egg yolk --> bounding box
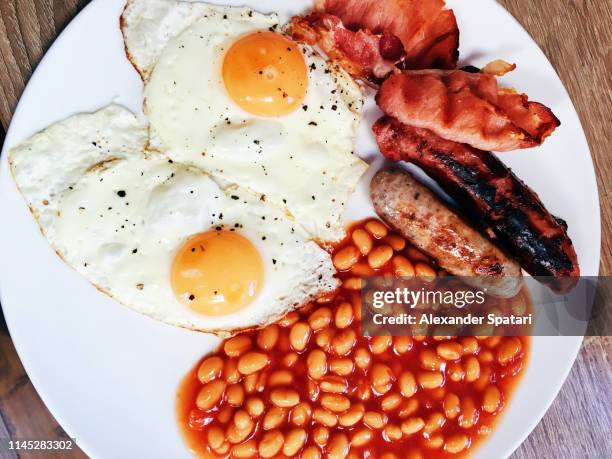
[171,231,264,316]
[222,31,308,117]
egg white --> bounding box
[9,105,338,334]
[122,0,368,242]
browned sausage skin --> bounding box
[373,116,580,293]
[371,168,522,298]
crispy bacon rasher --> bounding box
[291,13,401,83]
[376,70,560,152]
[290,0,458,83]
[373,116,579,292]
[316,0,458,70]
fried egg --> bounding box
[9,105,337,334]
[121,0,368,242]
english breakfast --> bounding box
[7,0,580,456]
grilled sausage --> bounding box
[372,116,580,293]
[371,168,522,298]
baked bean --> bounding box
[224,335,252,358]
[458,397,479,429]
[419,349,444,370]
[339,403,365,427]
[224,359,241,384]
[365,220,388,239]
[373,382,393,395]
[233,410,252,430]
[385,233,406,251]
[381,453,399,459]
[363,411,388,429]
[354,347,371,369]
[227,421,252,444]
[392,255,415,278]
[262,406,287,430]
[256,325,279,351]
[447,362,465,382]
[352,229,373,255]
[460,337,479,355]
[443,393,461,419]
[381,393,403,412]
[398,398,419,419]
[255,372,267,393]
[351,428,373,447]
[479,349,494,364]
[329,358,353,376]
[246,397,264,417]
[482,385,502,413]
[290,402,312,427]
[308,307,332,330]
[401,416,425,435]
[370,336,392,354]
[383,424,403,442]
[320,394,350,412]
[415,262,436,281]
[231,440,257,458]
[289,322,311,351]
[444,433,470,454]
[243,373,258,394]
[301,445,321,459]
[417,371,444,389]
[226,384,245,406]
[464,356,481,382]
[399,371,417,398]
[423,433,444,449]
[486,336,502,348]
[283,352,298,368]
[424,412,446,434]
[278,311,299,328]
[332,329,356,356]
[307,350,328,380]
[350,262,375,277]
[343,277,363,290]
[212,442,230,455]
[198,356,224,384]
[474,367,493,391]
[207,426,225,449]
[393,336,413,355]
[371,363,394,387]
[497,337,522,365]
[335,302,353,329]
[313,426,330,446]
[314,328,334,352]
[196,380,226,411]
[327,434,349,459]
[307,380,320,402]
[320,375,348,393]
[356,380,372,401]
[405,247,429,263]
[217,406,234,424]
[270,388,300,408]
[437,342,462,361]
[333,245,360,271]
[238,352,269,375]
[368,245,394,269]
[268,370,293,387]
[258,430,284,458]
[283,428,307,456]
[313,407,337,427]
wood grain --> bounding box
[0,1,610,458]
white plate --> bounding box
[0,0,600,458]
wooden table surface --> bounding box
[0,1,610,458]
